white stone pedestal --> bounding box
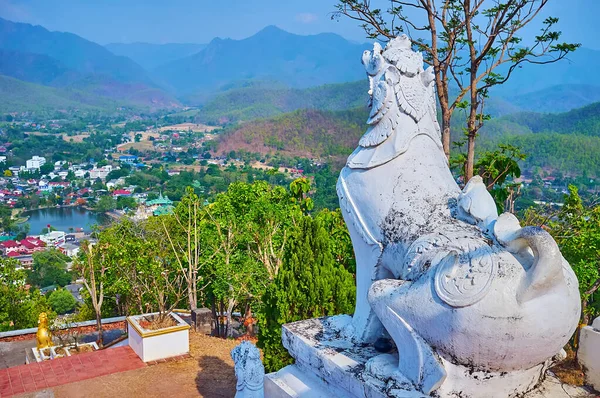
[264,316,596,398]
[579,317,600,391]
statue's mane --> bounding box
[348,35,442,169]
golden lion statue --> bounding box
[36,312,53,350]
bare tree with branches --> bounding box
[77,241,106,347]
[333,0,578,180]
[162,188,212,311]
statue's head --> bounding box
[362,42,384,77]
[38,312,48,326]
[383,35,423,77]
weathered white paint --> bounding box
[265,317,591,397]
[579,317,600,391]
[231,341,264,398]
[127,312,189,362]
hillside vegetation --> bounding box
[216,108,367,161]
[195,81,368,124]
[0,75,122,113]
[217,102,600,177]
[498,102,600,136]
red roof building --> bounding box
[1,237,46,256]
[112,189,132,197]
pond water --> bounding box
[23,207,110,235]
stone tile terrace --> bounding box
[0,332,238,398]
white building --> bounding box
[74,170,86,178]
[26,156,46,170]
[39,231,66,248]
[89,165,113,180]
[8,166,22,177]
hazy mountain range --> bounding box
[1,16,600,115]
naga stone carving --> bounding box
[335,35,581,397]
[231,341,264,398]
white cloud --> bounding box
[295,13,318,24]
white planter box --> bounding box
[579,317,600,391]
[127,312,190,362]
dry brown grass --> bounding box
[116,141,155,152]
[63,134,90,143]
[157,123,218,133]
[550,347,586,386]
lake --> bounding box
[24,207,110,235]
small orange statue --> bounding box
[36,312,53,350]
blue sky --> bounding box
[0,0,598,49]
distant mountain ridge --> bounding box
[105,42,206,70]
[0,17,178,109]
[154,25,369,95]
[2,16,600,115]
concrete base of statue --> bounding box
[264,316,594,398]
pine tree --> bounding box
[258,215,356,372]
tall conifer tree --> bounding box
[258,216,355,372]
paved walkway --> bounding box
[0,346,145,397]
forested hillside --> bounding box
[498,102,600,136]
[216,108,367,161]
[0,75,124,113]
[217,102,600,177]
[195,81,367,124]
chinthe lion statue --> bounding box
[336,35,580,397]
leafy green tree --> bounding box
[451,143,526,212]
[525,185,600,356]
[75,241,109,346]
[29,249,72,288]
[258,216,356,372]
[554,186,600,323]
[289,177,314,214]
[315,208,356,274]
[116,196,137,210]
[39,163,54,175]
[0,258,53,331]
[0,205,16,234]
[91,218,186,321]
[95,195,116,212]
[48,288,77,314]
[203,181,291,336]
